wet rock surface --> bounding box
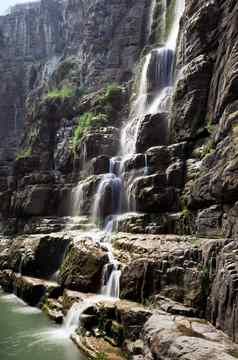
[1,0,238,358]
[0,233,71,278]
[59,239,109,293]
[143,313,238,360]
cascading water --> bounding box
[121,53,151,156]
[64,296,100,334]
[166,0,185,50]
[91,158,123,298]
[121,0,185,154]
[70,182,85,216]
[65,0,185,335]
[147,0,156,41]
[92,173,122,225]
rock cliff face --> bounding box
[0,0,149,141]
[1,0,238,359]
[0,0,64,142]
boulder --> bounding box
[12,185,52,216]
[196,205,223,237]
[143,313,238,360]
[1,233,71,278]
[89,155,109,175]
[60,240,108,293]
[145,146,170,173]
[0,269,14,292]
[118,234,205,309]
[79,127,120,162]
[129,174,178,213]
[13,274,61,306]
[171,55,213,142]
[136,113,169,153]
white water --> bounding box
[91,173,122,224]
[120,0,185,157]
[64,296,98,334]
[166,0,185,50]
[144,153,149,176]
[65,0,185,337]
[63,294,115,334]
[121,53,151,156]
[70,182,85,216]
[147,0,156,41]
[0,288,86,360]
[100,228,121,298]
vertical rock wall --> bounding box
[0,0,150,144]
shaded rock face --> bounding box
[208,241,238,343]
[59,240,109,293]
[0,0,64,141]
[136,113,169,153]
[0,270,61,306]
[120,243,204,308]
[1,0,238,355]
[0,0,149,142]
[0,233,71,278]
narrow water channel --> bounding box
[0,288,85,360]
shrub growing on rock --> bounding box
[71,112,109,152]
[46,85,75,99]
[15,147,32,160]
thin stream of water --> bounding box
[56,0,185,338]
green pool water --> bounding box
[0,289,86,360]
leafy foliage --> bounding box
[95,353,108,360]
[71,112,108,152]
[201,139,215,157]
[46,85,75,99]
[16,147,32,160]
[98,83,124,105]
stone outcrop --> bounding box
[0,0,149,143]
[1,0,238,358]
[59,239,109,293]
[143,312,238,360]
[0,233,71,278]
[0,270,61,306]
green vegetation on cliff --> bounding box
[46,85,75,99]
[15,147,32,160]
[70,83,124,153]
[71,112,109,153]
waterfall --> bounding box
[121,54,151,156]
[100,241,121,298]
[99,220,121,298]
[120,48,174,157]
[166,0,185,50]
[64,0,185,337]
[70,182,85,216]
[147,0,156,41]
[64,295,105,334]
[92,173,122,225]
[144,153,149,176]
[120,0,185,155]
[91,158,123,298]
